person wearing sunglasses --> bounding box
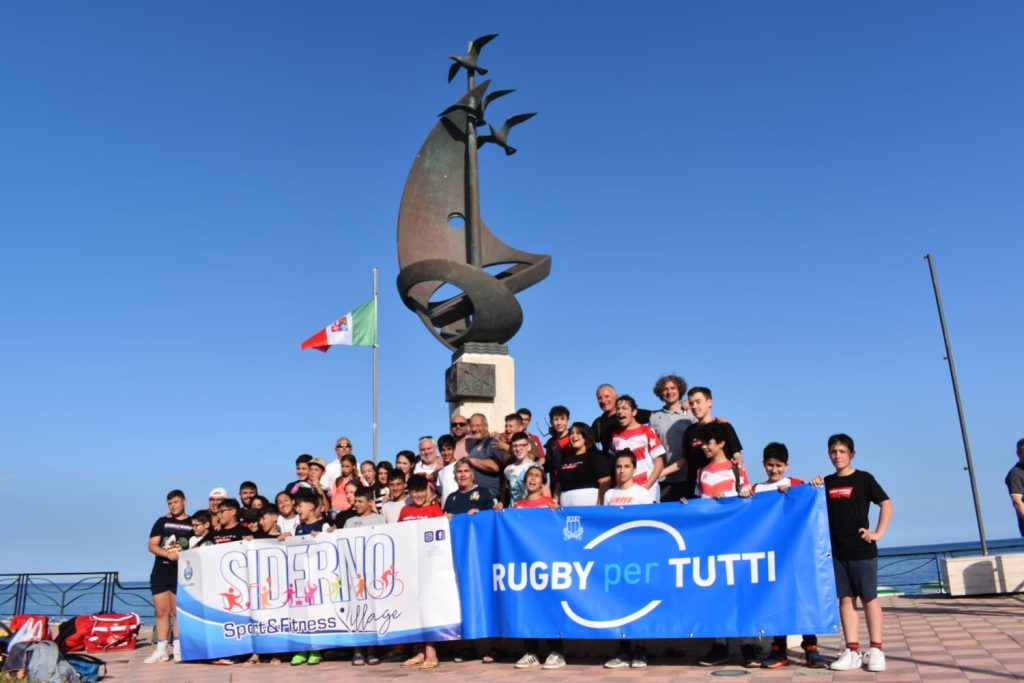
[449,414,469,460]
[322,437,355,488]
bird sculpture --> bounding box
[447,33,499,82]
[477,113,537,155]
[438,84,516,127]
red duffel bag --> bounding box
[83,612,141,652]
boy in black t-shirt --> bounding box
[285,454,314,496]
[677,387,744,498]
[253,505,280,539]
[821,434,893,673]
[208,499,247,544]
[145,489,192,664]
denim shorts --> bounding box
[833,557,878,600]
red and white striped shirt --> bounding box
[611,425,666,486]
[697,460,751,498]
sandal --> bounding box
[244,654,260,667]
[482,651,498,664]
[352,653,366,666]
[402,656,426,668]
[420,660,441,671]
[211,658,235,666]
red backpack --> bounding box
[55,614,94,652]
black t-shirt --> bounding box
[557,448,611,492]
[208,524,247,545]
[252,530,280,540]
[328,508,357,528]
[824,469,890,560]
[592,409,652,453]
[149,515,192,583]
[682,420,743,498]
[1005,463,1024,536]
[443,486,496,515]
[544,434,571,476]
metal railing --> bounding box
[877,539,1024,595]
[0,572,154,621]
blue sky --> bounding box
[2,2,1021,578]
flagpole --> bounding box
[372,267,379,464]
[924,253,987,556]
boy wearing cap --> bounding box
[306,458,330,512]
[208,487,228,530]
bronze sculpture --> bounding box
[396,34,551,351]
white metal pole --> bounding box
[372,267,379,464]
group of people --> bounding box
[147,374,893,672]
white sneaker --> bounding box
[144,648,171,664]
[172,640,182,662]
[829,648,862,671]
[863,647,886,672]
[541,652,566,669]
[604,656,629,669]
[514,653,539,669]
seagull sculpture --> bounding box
[439,85,516,127]
[447,33,499,82]
[477,113,537,155]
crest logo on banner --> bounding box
[331,316,349,333]
[183,561,193,581]
[562,515,583,541]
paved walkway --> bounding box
[107,594,1024,682]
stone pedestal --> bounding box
[445,342,515,430]
[940,553,1024,596]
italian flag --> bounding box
[300,299,376,352]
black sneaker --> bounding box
[803,644,827,668]
[741,644,760,668]
[699,644,730,666]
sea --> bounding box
[877,537,1024,594]
[3,538,1021,622]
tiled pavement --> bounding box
[106,594,1024,682]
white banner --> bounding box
[176,519,461,660]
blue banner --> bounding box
[451,486,839,639]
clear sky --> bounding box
[2,2,1022,579]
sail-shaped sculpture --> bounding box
[397,35,550,351]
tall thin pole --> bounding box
[372,267,379,464]
[924,253,988,556]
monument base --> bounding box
[940,553,1024,596]
[445,342,515,430]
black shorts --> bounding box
[150,564,178,595]
[832,557,878,601]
